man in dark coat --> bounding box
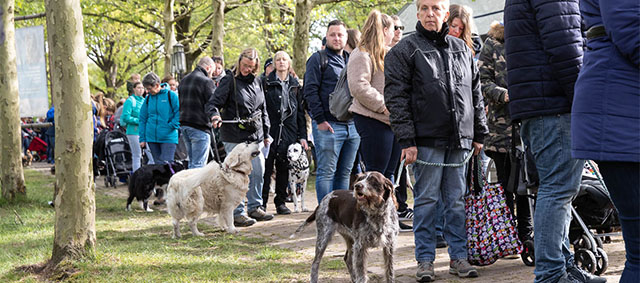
[505,0,605,283]
[384,0,487,281]
[178,56,216,169]
[572,1,639,282]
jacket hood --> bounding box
[488,21,504,43]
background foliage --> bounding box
[15,0,411,101]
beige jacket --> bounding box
[347,47,390,125]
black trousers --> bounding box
[485,150,532,239]
[262,148,290,208]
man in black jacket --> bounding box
[505,1,605,283]
[178,56,216,169]
[384,0,487,281]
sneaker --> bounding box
[234,214,257,227]
[276,204,291,215]
[449,259,478,278]
[567,266,607,283]
[398,208,414,220]
[399,221,413,232]
[248,207,274,221]
[436,235,448,248]
[416,261,435,282]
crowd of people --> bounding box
[24,0,637,282]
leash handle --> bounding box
[393,159,406,187]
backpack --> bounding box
[328,67,352,121]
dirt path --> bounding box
[33,161,624,283]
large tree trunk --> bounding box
[163,0,176,77]
[292,0,313,78]
[210,0,225,58]
[0,0,26,201]
[45,0,96,267]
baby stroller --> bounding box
[517,150,613,275]
[28,135,48,162]
[99,130,133,187]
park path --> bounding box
[32,162,625,283]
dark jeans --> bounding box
[485,150,532,240]
[353,114,401,182]
[262,149,289,208]
[596,161,639,283]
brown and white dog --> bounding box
[291,172,399,283]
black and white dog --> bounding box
[287,143,309,213]
[126,160,187,212]
[291,172,399,283]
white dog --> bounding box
[166,142,260,237]
[287,143,309,213]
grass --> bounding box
[0,169,331,282]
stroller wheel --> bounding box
[594,247,608,275]
[522,240,535,266]
[575,248,597,274]
[574,234,593,250]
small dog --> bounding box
[287,143,309,212]
[292,172,399,283]
[22,151,33,167]
[166,142,260,237]
[126,160,187,212]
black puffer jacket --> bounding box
[178,66,216,131]
[263,71,307,156]
[206,72,270,143]
[384,22,488,150]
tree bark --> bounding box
[0,0,26,201]
[163,0,176,77]
[292,0,313,78]
[45,0,96,266]
[210,0,225,58]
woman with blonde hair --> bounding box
[347,10,401,196]
[447,4,476,55]
[261,50,307,215]
[207,47,273,226]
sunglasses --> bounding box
[394,25,405,31]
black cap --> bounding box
[264,58,273,71]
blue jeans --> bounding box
[181,126,210,169]
[223,142,264,217]
[312,120,360,203]
[597,161,639,283]
[127,135,141,172]
[521,114,584,283]
[412,147,469,262]
[353,114,401,180]
[147,142,176,165]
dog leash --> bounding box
[414,150,474,167]
[209,128,223,164]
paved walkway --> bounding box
[33,161,626,282]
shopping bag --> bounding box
[465,157,523,266]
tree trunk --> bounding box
[210,0,225,58]
[292,0,313,78]
[0,0,26,201]
[45,0,96,266]
[163,0,176,77]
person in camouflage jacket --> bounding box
[478,21,531,241]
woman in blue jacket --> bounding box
[572,1,639,282]
[139,72,180,165]
[120,81,146,171]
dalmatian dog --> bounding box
[287,143,309,213]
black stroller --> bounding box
[94,130,133,187]
[515,146,615,275]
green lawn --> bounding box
[0,170,323,282]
